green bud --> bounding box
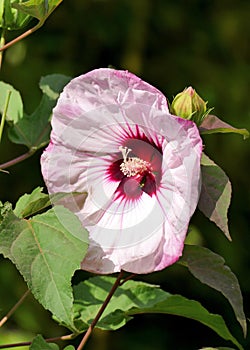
[170,86,212,126]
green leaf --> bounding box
[30,334,59,350]
[63,347,75,350]
[14,186,49,218]
[12,0,63,23]
[179,245,247,336]
[0,205,88,331]
[198,153,232,240]
[39,74,68,99]
[14,187,88,218]
[0,81,23,123]
[8,74,71,149]
[0,201,13,225]
[199,115,249,139]
[72,276,243,350]
[0,0,31,30]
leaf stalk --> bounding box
[0,21,43,53]
[0,90,12,143]
[0,290,30,328]
[0,148,36,170]
[0,334,75,349]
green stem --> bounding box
[76,271,125,350]
[0,29,6,69]
[0,90,12,143]
[0,149,36,170]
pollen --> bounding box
[119,146,152,177]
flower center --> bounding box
[119,146,152,177]
[107,137,162,200]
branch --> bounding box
[0,334,75,349]
[0,149,36,170]
[0,22,43,52]
[0,290,30,328]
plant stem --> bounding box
[0,334,75,349]
[120,273,136,286]
[0,90,11,144]
[76,271,125,350]
[0,290,30,328]
[0,22,43,53]
[0,149,36,170]
[0,29,6,69]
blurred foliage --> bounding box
[0,0,249,349]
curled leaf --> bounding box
[12,0,63,23]
[198,153,232,240]
[179,245,247,337]
[199,115,249,139]
[14,186,87,219]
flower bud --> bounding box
[170,87,211,126]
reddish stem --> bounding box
[0,334,74,349]
[0,22,43,52]
[0,290,30,328]
[0,149,36,170]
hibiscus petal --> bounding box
[41,68,203,274]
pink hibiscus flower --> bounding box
[41,68,202,274]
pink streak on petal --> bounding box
[41,68,203,274]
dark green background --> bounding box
[0,0,249,349]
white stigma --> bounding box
[119,146,152,177]
[119,146,132,162]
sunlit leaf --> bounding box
[30,335,59,350]
[0,81,23,123]
[12,0,63,23]
[0,201,11,224]
[8,74,71,149]
[14,187,87,218]
[14,186,49,218]
[199,115,249,139]
[72,276,243,350]
[0,205,88,331]
[179,245,247,336]
[198,153,232,240]
[0,0,31,30]
[39,73,69,99]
